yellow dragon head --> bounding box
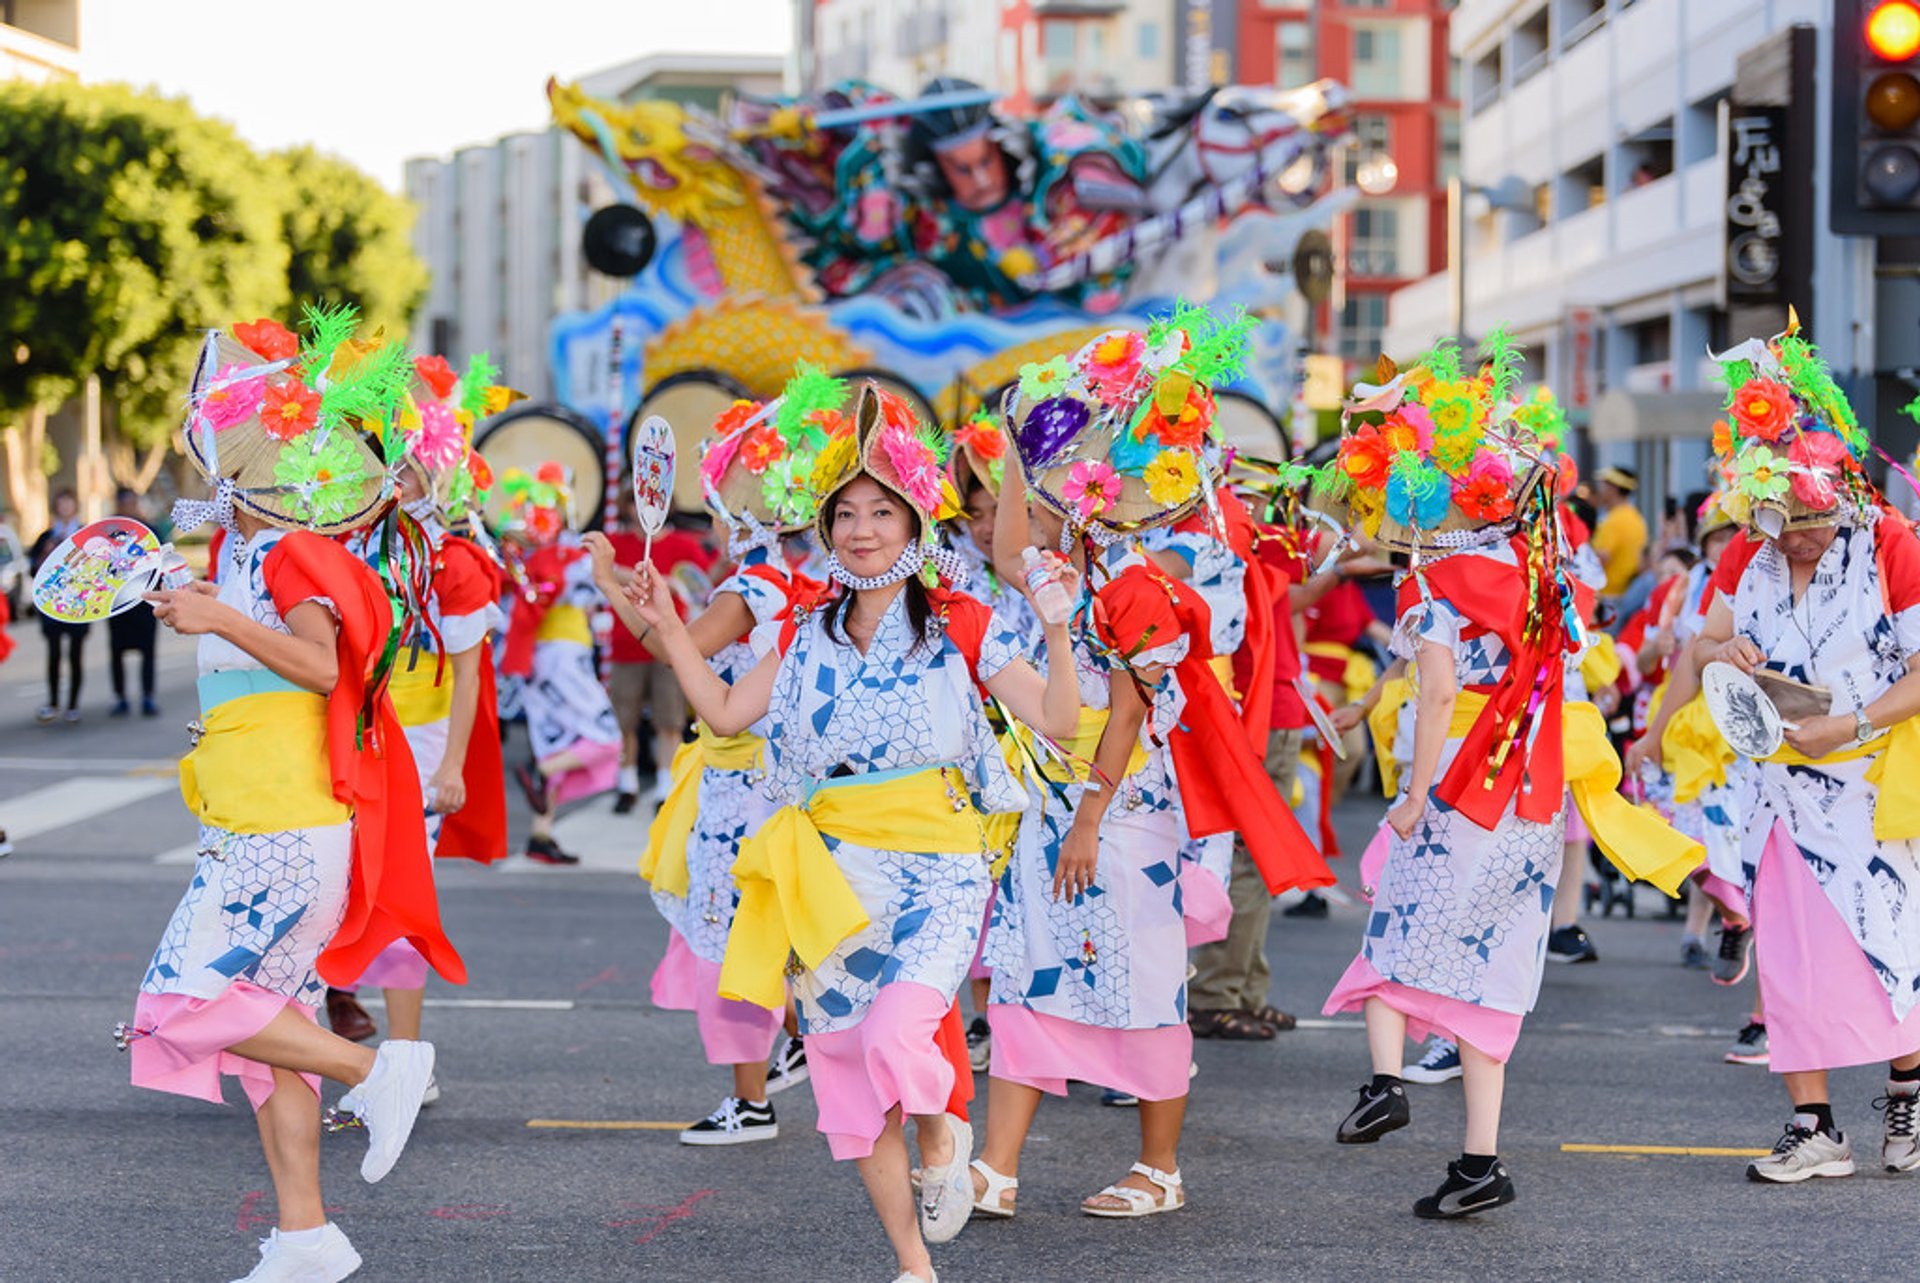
[547,78,745,228]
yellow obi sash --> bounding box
[1367,675,1413,798]
[180,689,350,834]
[718,766,986,1009]
[639,725,766,895]
[990,706,1151,877]
[536,603,591,646]
[1579,633,1623,691]
[1761,716,1920,842]
[1656,689,1736,805]
[388,655,453,728]
[1305,641,1379,707]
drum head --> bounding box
[629,370,755,513]
[1701,661,1784,759]
[1212,389,1287,460]
[473,404,608,533]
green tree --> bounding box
[270,145,427,337]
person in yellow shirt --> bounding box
[1592,467,1648,597]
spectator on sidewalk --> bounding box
[1591,467,1648,600]
[107,487,160,718]
[28,487,88,724]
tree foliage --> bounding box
[0,82,427,454]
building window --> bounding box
[1512,7,1550,84]
[1627,314,1672,365]
[1470,47,1502,114]
[1042,19,1075,64]
[1350,25,1405,98]
[1337,293,1390,362]
[1622,118,1674,188]
[1557,0,1606,51]
[1558,153,1606,215]
[1138,21,1159,60]
[1276,20,1312,88]
[1343,114,1392,182]
[1348,205,1400,277]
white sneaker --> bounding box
[917,1114,974,1244]
[347,1040,436,1183]
[1876,1081,1920,1172]
[1403,1037,1464,1084]
[1745,1118,1855,1183]
[229,1223,361,1281]
[765,1032,809,1095]
[420,1075,441,1108]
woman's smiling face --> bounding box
[829,475,914,577]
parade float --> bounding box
[502,74,1357,514]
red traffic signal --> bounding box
[1866,1,1920,61]
[1836,0,1920,233]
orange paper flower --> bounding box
[260,379,320,440]
[233,318,298,363]
[1453,473,1515,523]
[414,354,459,400]
[1337,424,1392,491]
[1730,377,1796,443]
[957,415,1008,460]
[740,423,786,473]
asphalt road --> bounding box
[2,614,1914,1281]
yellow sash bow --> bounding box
[1656,690,1736,805]
[639,726,766,895]
[179,691,350,834]
[1304,641,1379,707]
[1579,632,1623,692]
[1761,716,1920,841]
[1367,675,1413,798]
[991,706,1152,878]
[388,657,453,728]
[535,603,591,645]
[719,767,988,1009]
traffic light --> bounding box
[1833,0,1920,234]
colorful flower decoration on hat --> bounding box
[273,422,369,526]
[1708,313,1872,532]
[702,363,852,546]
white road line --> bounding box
[357,997,577,1011]
[0,756,173,773]
[154,843,199,866]
[5,776,179,842]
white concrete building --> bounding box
[1,0,78,82]
[1385,0,1869,503]
[403,54,785,401]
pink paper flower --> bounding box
[880,424,943,513]
[411,401,467,470]
[701,430,744,489]
[1465,450,1514,490]
[1082,331,1147,404]
[1787,430,1850,509]
[197,364,266,432]
[1062,459,1122,519]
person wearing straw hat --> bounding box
[1592,464,1647,599]
[973,314,1333,1221]
[588,364,843,1147]
[126,309,460,1282]
[494,463,622,863]
[1681,324,1920,1183]
[1317,336,1700,1218]
[622,379,1083,1283]
[325,353,516,1073]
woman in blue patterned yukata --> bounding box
[973,319,1330,1222]
[590,367,842,1147]
[1318,338,1697,1219]
[625,381,1082,1283]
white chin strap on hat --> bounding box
[171,478,238,535]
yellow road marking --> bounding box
[1561,1143,1769,1157]
[129,762,180,778]
[527,1119,695,1131]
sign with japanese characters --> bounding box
[1724,105,1787,304]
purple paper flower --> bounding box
[1016,396,1089,469]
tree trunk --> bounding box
[2,404,51,536]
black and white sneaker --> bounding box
[679,1096,777,1146]
[765,1033,808,1095]
[1336,1080,1410,1144]
[966,1016,991,1073]
[1546,924,1598,964]
[1413,1158,1516,1218]
[1711,921,1754,986]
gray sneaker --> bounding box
[1874,1083,1920,1173]
[1746,1120,1855,1183]
[1711,922,1753,986]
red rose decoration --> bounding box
[414,354,460,400]
[233,318,298,363]
[260,379,321,440]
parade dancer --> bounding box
[1316,338,1699,1218]
[496,464,621,863]
[976,319,1332,1220]
[625,381,1081,1283]
[327,353,513,1066]
[125,312,460,1281]
[1684,326,1920,1182]
[590,369,840,1144]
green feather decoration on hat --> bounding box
[775,362,849,449]
[461,352,500,418]
[1420,337,1462,386]
[1478,324,1523,411]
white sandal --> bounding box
[970,1158,1018,1218]
[1081,1162,1185,1218]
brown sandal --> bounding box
[1246,1004,1297,1032]
[1188,1009,1275,1040]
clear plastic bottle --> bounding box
[1022,547,1073,625]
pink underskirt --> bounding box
[805,982,956,1161]
[544,738,621,807]
[1563,795,1590,849]
[130,982,322,1111]
[1751,820,1920,1074]
[967,886,997,981]
[348,938,429,991]
[1323,954,1524,1063]
[986,1004,1192,1101]
[1691,865,1749,925]
[1182,863,1233,946]
[649,930,784,1066]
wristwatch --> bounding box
[1855,708,1876,743]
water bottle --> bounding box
[1022,547,1073,625]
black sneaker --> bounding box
[1336,1080,1410,1144]
[1546,924,1599,964]
[1711,921,1753,986]
[611,791,638,815]
[678,1096,777,1146]
[1283,891,1330,919]
[966,1016,991,1073]
[1413,1158,1517,1218]
[765,1032,808,1095]
[109,699,131,718]
[525,835,579,865]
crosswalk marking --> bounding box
[6,776,179,843]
